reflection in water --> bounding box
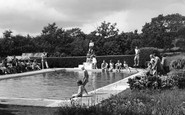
[0,71,132,99]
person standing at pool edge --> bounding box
[81,66,88,94]
[71,80,86,98]
[134,46,140,67]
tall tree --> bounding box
[1,30,14,56]
[90,21,119,55]
[94,21,119,38]
[141,13,185,48]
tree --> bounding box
[0,30,14,56]
[40,22,72,55]
[141,13,185,49]
[89,21,120,55]
[67,28,88,56]
[3,30,12,38]
[93,21,119,38]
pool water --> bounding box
[0,70,133,100]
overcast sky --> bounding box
[0,0,185,37]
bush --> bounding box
[127,74,176,90]
[169,70,185,89]
[128,68,185,90]
[170,58,185,70]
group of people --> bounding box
[146,53,167,76]
[71,43,169,99]
[101,60,131,72]
[0,56,41,75]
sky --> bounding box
[0,0,185,37]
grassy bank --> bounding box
[57,88,185,115]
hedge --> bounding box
[41,47,162,68]
[45,56,86,68]
[44,55,135,68]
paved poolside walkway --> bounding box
[0,68,146,108]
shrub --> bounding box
[127,74,175,90]
[170,70,185,89]
[170,58,185,70]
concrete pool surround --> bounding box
[0,68,145,107]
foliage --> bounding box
[172,38,185,50]
[170,58,185,70]
[169,70,185,89]
[127,75,174,90]
[128,69,185,90]
[141,13,185,49]
[93,21,119,38]
[56,88,185,115]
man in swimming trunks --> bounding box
[134,46,140,67]
[101,60,108,72]
[81,66,89,94]
[115,60,122,72]
[71,80,86,98]
[109,60,114,72]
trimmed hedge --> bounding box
[43,47,162,68]
[45,55,135,68]
[45,56,86,68]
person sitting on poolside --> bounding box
[146,62,154,76]
[71,80,87,98]
[109,60,114,72]
[92,56,97,69]
[123,61,131,72]
[115,60,122,72]
[101,60,108,72]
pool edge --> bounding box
[0,68,146,107]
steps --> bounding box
[78,62,93,70]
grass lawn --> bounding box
[57,88,185,115]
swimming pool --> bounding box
[0,70,133,100]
